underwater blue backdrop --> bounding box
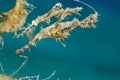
[0,0,120,80]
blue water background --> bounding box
[0,0,120,80]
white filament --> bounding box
[11,55,28,77]
[74,0,98,14]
